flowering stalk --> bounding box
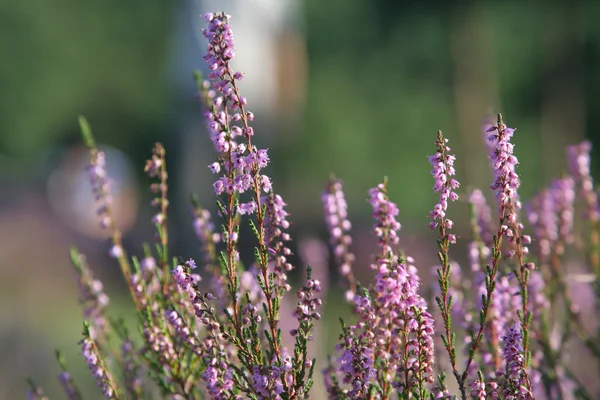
[55,351,83,400]
[500,326,533,399]
[290,267,322,397]
[79,116,130,277]
[144,143,170,295]
[567,141,600,308]
[25,379,49,400]
[81,322,119,399]
[202,12,283,362]
[322,177,357,300]
[463,114,530,386]
[190,194,221,276]
[428,130,461,388]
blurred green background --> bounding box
[2,0,600,398]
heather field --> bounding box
[3,2,600,399]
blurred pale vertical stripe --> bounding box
[540,2,586,180]
[451,3,500,192]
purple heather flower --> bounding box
[470,378,487,400]
[87,150,114,230]
[291,277,323,336]
[334,182,435,393]
[26,385,49,400]
[322,178,357,299]
[140,256,156,272]
[72,251,109,341]
[368,182,401,256]
[428,131,460,234]
[567,141,599,222]
[252,365,285,399]
[58,371,79,400]
[552,176,576,245]
[201,340,235,399]
[120,339,143,397]
[202,13,272,218]
[501,326,533,399]
[81,332,117,398]
[263,193,293,293]
[109,244,123,259]
[486,117,521,225]
[526,189,558,263]
[469,189,494,247]
[337,338,377,399]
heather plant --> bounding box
[27,12,600,400]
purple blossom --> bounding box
[263,193,293,293]
[368,182,401,256]
[552,176,576,245]
[469,189,494,247]
[567,141,599,221]
[252,365,285,399]
[291,277,323,336]
[486,117,521,225]
[72,251,109,341]
[202,13,271,217]
[526,189,558,263]
[501,326,533,399]
[336,338,377,399]
[428,132,460,236]
[81,330,117,398]
[87,150,114,230]
[322,178,357,299]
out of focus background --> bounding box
[2,0,600,398]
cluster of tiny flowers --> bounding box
[322,178,357,299]
[33,9,600,400]
[73,253,109,340]
[336,334,377,399]
[86,150,112,229]
[501,327,533,399]
[263,193,293,292]
[486,119,521,225]
[120,339,143,397]
[568,141,600,221]
[144,143,168,228]
[551,176,576,245]
[171,260,237,398]
[368,182,401,255]
[26,386,49,400]
[526,189,558,262]
[192,208,220,260]
[469,189,494,247]
[203,13,270,216]
[477,274,522,371]
[201,341,235,399]
[428,131,460,240]
[291,277,323,337]
[81,334,116,398]
[165,310,200,353]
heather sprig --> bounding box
[70,247,110,343]
[429,130,461,386]
[80,116,131,277]
[81,322,119,399]
[323,177,358,300]
[56,351,83,400]
[144,143,170,293]
[462,116,531,390]
[25,379,49,400]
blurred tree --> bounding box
[0,1,171,176]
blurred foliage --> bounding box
[0,0,170,176]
